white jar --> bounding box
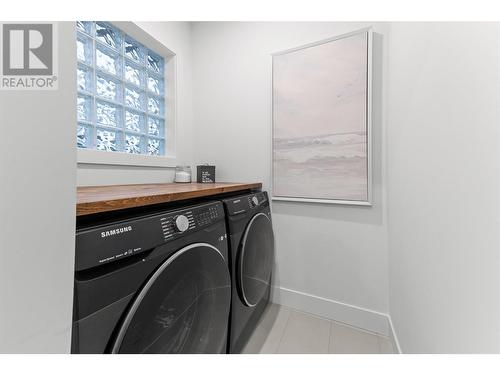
[174,166,192,183]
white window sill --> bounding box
[77,148,177,168]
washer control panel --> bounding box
[196,205,219,226]
[75,201,225,271]
[160,211,195,240]
[224,191,269,216]
[159,203,223,241]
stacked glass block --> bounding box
[77,21,166,156]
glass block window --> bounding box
[76,21,166,156]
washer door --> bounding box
[237,213,275,307]
[111,243,231,354]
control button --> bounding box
[251,196,259,206]
[174,215,190,232]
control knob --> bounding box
[251,196,259,207]
[174,215,190,232]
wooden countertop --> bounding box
[76,182,262,216]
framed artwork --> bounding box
[272,28,372,205]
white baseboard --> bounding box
[271,286,392,338]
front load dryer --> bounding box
[72,201,231,354]
[222,191,275,354]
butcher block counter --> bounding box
[76,182,262,216]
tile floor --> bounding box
[241,304,395,354]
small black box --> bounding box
[197,165,216,183]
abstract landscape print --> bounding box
[272,30,370,203]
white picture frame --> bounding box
[271,28,373,206]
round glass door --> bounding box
[237,213,275,307]
[111,243,231,354]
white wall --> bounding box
[192,22,391,332]
[0,22,77,353]
[387,22,500,353]
[77,22,194,186]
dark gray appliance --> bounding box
[222,191,275,354]
[72,201,231,354]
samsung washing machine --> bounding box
[222,191,275,354]
[72,201,231,354]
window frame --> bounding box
[77,21,177,168]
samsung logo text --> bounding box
[101,226,133,238]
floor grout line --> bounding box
[330,319,390,339]
[284,305,335,323]
[274,307,293,354]
[327,320,334,353]
[281,304,389,338]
